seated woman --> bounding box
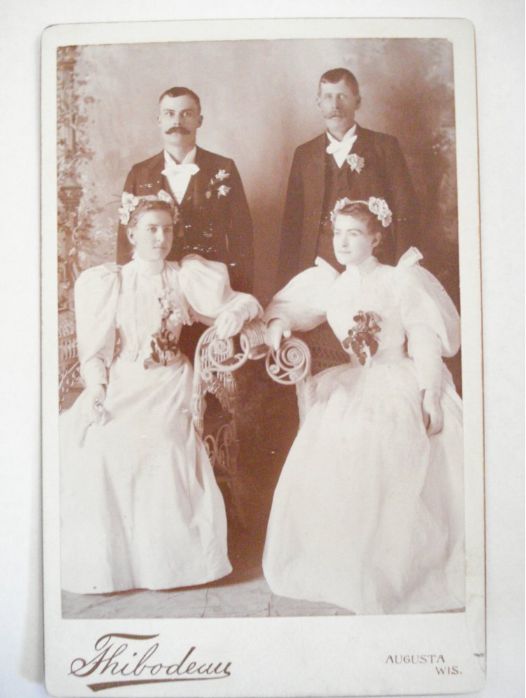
[60,192,261,594]
[262,197,465,615]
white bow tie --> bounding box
[326,134,358,160]
[162,163,200,177]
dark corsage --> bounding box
[342,311,382,366]
[143,291,185,368]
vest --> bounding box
[316,153,354,270]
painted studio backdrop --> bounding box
[57,37,458,308]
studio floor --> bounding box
[62,574,352,619]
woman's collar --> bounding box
[345,255,379,277]
[132,255,165,276]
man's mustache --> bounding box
[165,126,191,135]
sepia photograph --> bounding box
[42,17,486,697]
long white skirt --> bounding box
[60,355,232,594]
[263,358,465,615]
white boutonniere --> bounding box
[346,153,365,174]
[205,169,232,199]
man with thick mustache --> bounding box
[277,67,418,286]
[117,86,254,292]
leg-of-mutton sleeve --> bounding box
[74,264,121,388]
[396,247,461,393]
[263,257,339,332]
[178,254,261,325]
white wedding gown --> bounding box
[60,255,260,594]
[263,249,465,615]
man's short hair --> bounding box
[319,68,360,96]
[159,86,201,112]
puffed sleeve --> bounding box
[74,264,120,388]
[178,254,261,324]
[397,248,461,392]
[264,257,339,332]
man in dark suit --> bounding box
[277,68,418,287]
[117,86,254,292]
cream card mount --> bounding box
[42,17,485,697]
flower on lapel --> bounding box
[205,169,232,200]
[346,153,365,174]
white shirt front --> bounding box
[162,148,200,204]
[326,125,358,168]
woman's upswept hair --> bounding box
[128,199,176,230]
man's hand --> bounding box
[422,389,444,436]
[214,311,243,340]
[265,319,291,352]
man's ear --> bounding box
[356,94,362,110]
[197,113,204,128]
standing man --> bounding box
[277,68,418,286]
[117,86,254,292]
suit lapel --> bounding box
[188,147,216,209]
[145,152,168,192]
[304,134,327,221]
[299,134,328,268]
[352,124,375,164]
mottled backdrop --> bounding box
[59,37,458,304]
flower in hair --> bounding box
[330,196,393,228]
[367,197,392,228]
[118,192,140,225]
[330,197,353,223]
[346,153,365,173]
[118,189,177,225]
[156,189,176,206]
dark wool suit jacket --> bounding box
[277,125,419,288]
[117,147,254,292]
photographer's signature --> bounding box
[70,633,232,692]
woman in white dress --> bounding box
[263,197,464,615]
[60,193,261,594]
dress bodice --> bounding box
[115,261,190,362]
[73,255,261,387]
[325,262,407,361]
[264,248,460,392]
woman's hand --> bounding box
[167,308,189,327]
[265,319,291,352]
[422,389,443,436]
[214,311,243,340]
[83,384,107,424]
